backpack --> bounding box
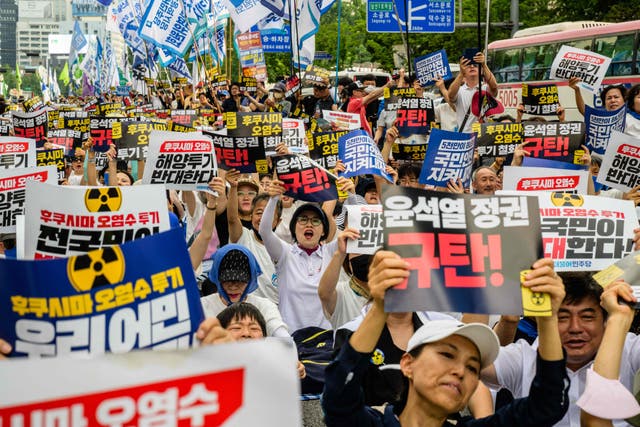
[292,327,335,395]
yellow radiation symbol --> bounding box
[84,187,122,212]
[520,269,552,316]
[67,246,125,292]
[371,348,385,366]
[550,192,584,207]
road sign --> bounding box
[315,51,334,61]
[366,0,455,33]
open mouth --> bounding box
[564,339,587,349]
[303,230,314,239]
[227,293,241,300]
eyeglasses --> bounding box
[238,190,257,198]
[297,216,322,226]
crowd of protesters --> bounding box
[1,50,640,427]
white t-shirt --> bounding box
[624,112,640,138]
[454,82,489,133]
[237,227,279,305]
[200,293,289,338]
[492,334,640,427]
[326,272,368,330]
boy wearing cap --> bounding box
[200,244,290,338]
[322,251,569,426]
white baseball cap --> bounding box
[407,320,500,369]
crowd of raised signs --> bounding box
[1,49,640,427]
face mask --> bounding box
[350,255,371,283]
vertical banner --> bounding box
[597,130,640,192]
[36,149,66,181]
[382,186,541,314]
[236,31,267,81]
[143,131,218,191]
[0,137,36,169]
[418,128,475,187]
[584,105,626,155]
[502,166,589,194]
[274,154,338,202]
[521,83,560,116]
[346,204,383,254]
[414,49,452,86]
[338,130,392,181]
[472,122,523,159]
[0,340,301,426]
[522,121,585,165]
[0,228,204,357]
[0,166,58,232]
[550,45,611,93]
[23,182,170,259]
[12,110,48,147]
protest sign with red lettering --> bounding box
[550,45,611,93]
[394,98,435,137]
[274,154,338,202]
[0,136,36,169]
[522,83,560,116]
[23,181,170,259]
[322,110,361,131]
[533,192,638,271]
[597,130,640,192]
[502,166,589,194]
[226,111,282,156]
[36,149,65,181]
[522,121,585,165]
[90,116,120,153]
[0,339,300,426]
[419,128,475,187]
[12,110,48,147]
[382,186,541,314]
[346,204,383,254]
[237,31,267,81]
[282,118,307,154]
[472,122,524,159]
[171,109,198,127]
[143,131,217,191]
[113,121,168,161]
[207,129,269,174]
[0,166,57,232]
[47,128,84,155]
[307,129,347,170]
[0,228,204,357]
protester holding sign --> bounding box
[624,84,640,137]
[322,250,569,427]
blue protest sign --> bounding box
[521,156,584,170]
[260,26,291,53]
[366,0,454,33]
[0,228,204,357]
[419,128,475,187]
[584,104,626,155]
[338,130,392,182]
[314,51,334,61]
[414,49,452,86]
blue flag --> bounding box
[419,128,476,187]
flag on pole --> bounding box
[15,63,22,91]
[59,62,70,87]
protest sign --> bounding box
[0,228,204,357]
[395,97,436,137]
[502,165,589,194]
[12,110,48,147]
[23,96,44,112]
[382,186,541,314]
[240,76,258,94]
[0,137,36,170]
[392,142,428,163]
[113,121,168,161]
[226,111,282,156]
[521,156,584,170]
[414,49,452,86]
[597,130,640,192]
[59,110,90,139]
[282,118,307,154]
[171,109,197,127]
[47,110,59,129]
[593,251,640,305]
[550,45,611,93]
[322,110,361,131]
[143,131,217,191]
[284,75,301,98]
[274,154,338,202]
[418,128,475,187]
[206,130,268,174]
[169,121,197,133]
[521,83,560,116]
[36,149,65,181]
[0,339,301,426]
[96,102,123,116]
[23,181,170,259]
[0,166,57,232]
[303,65,330,84]
[90,117,121,153]
[472,122,523,158]
[0,120,12,136]
[384,88,417,112]
[585,105,626,155]
[308,130,348,170]
[346,204,383,254]
[236,31,267,81]
[534,192,638,271]
[522,121,585,165]
[47,128,84,155]
[338,130,392,182]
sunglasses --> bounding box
[313,85,327,90]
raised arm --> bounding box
[225,169,243,243]
[259,180,288,263]
[188,177,225,270]
[476,52,498,96]
[569,77,585,116]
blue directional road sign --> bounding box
[366,0,455,33]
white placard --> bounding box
[597,130,640,192]
[550,45,611,93]
[502,165,589,194]
[346,204,383,254]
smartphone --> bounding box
[462,48,480,65]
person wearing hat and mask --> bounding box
[200,244,289,338]
[260,179,338,332]
[302,77,337,119]
[322,250,569,426]
[346,80,391,137]
[264,82,292,116]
